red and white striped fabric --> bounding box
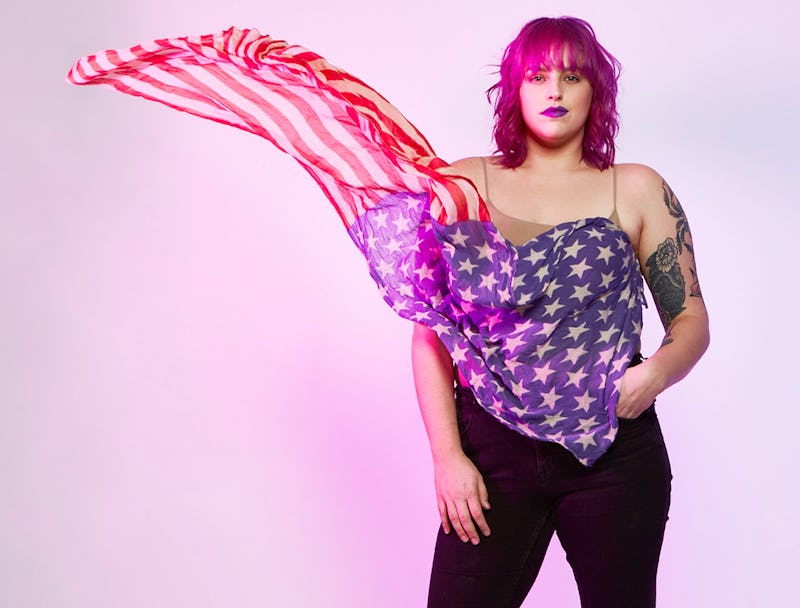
[68,26,646,465]
[67,26,488,229]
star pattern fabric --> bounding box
[68,26,645,465]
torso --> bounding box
[443,156,644,258]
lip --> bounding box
[541,106,568,118]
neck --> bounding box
[517,131,585,173]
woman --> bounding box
[413,17,709,607]
[69,15,708,608]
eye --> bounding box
[526,72,545,83]
[564,73,581,83]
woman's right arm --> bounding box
[411,323,491,545]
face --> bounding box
[518,62,593,150]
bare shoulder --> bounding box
[616,163,664,199]
[615,163,677,218]
[436,156,485,181]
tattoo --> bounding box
[646,237,686,327]
[661,182,703,298]
[661,328,674,347]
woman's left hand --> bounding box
[616,360,662,419]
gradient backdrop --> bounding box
[2,0,797,606]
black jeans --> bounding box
[428,388,672,608]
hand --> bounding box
[616,360,661,419]
[433,451,491,544]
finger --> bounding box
[437,498,451,534]
[447,500,469,542]
[478,479,491,511]
[467,496,491,537]
[455,501,480,545]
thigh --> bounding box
[554,409,672,608]
[427,390,555,608]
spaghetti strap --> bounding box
[481,156,491,203]
[608,164,621,227]
[612,164,618,215]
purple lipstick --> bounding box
[541,106,568,118]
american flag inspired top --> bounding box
[68,26,645,465]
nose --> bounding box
[548,81,563,101]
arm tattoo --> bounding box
[662,182,703,298]
[646,237,686,327]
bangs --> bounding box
[520,27,595,77]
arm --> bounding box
[411,323,491,544]
[616,166,710,418]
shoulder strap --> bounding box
[481,156,491,203]
[609,164,621,226]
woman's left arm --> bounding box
[616,165,710,418]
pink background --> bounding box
[3,0,797,605]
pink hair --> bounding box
[487,17,621,170]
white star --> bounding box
[510,379,529,397]
[596,348,614,365]
[597,245,613,263]
[409,238,423,253]
[412,310,431,322]
[575,432,597,450]
[534,266,549,280]
[505,357,524,374]
[398,283,414,297]
[459,286,477,302]
[564,345,588,365]
[572,390,593,412]
[523,248,547,265]
[475,242,494,261]
[569,258,592,280]
[543,298,564,316]
[470,370,486,388]
[373,212,388,228]
[451,228,469,247]
[597,309,613,322]
[392,216,412,232]
[366,234,378,249]
[500,259,513,274]
[376,260,394,276]
[544,412,567,428]
[550,227,568,241]
[512,274,526,289]
[540,387,560,409]
[535,341,558,358]
[566,322,589,341]
[511,319,536,334]
[567,368,588,388]
[571,284,592,303]
[431,322,449,334]
[599,272,615,289]
[386,238,402,254]
[479,272,499,289]
[545,280,561,297]
[574,415,599,433]
[615,235,627,251]
[414,264,434,281]
[458,258,478,275]
[586,227,604,241]
[451,344,468,363]
[510,404,528,417]
[533,362,555,384]
[518,292,533,304]
[563,242,584,260]
[598,327,618,343]
[611,357,628,373]
[399,260,411,275]
[505,334,526,354]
